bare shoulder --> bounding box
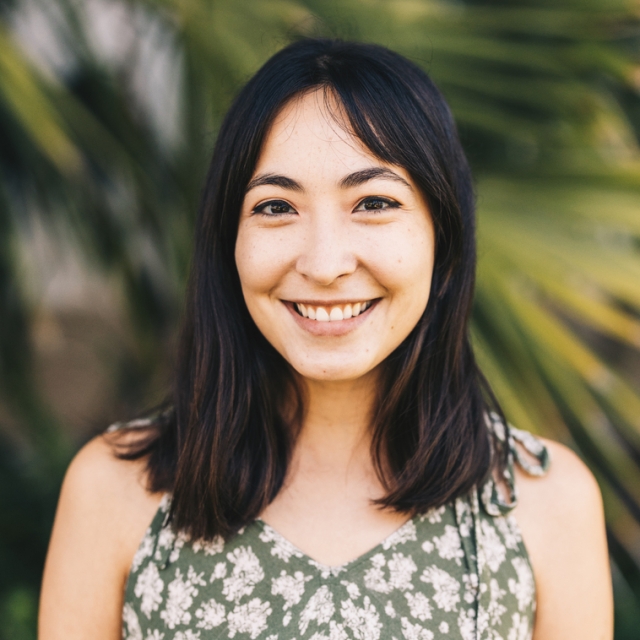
[39,432,164,640]
[53,430,165,572]
[514,438,602,521]
[63,431,163,525]
[512,437,613,640]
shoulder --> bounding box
[56,431,164,563]
[39,432,164,639]
[64,430,159,505]
[511,436,613,639]
[514,437,601,520]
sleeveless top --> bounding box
[121,416,550,640]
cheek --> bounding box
[235,230,288,296]
[366,222,435,304]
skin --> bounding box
[39,90,613,639]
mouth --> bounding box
[291,299,377,322]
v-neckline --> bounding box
[253,514,420,577]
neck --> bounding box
[292,369,380,473]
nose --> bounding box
[295,211,357,285]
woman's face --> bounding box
[235,90,435,382]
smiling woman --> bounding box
[236,91,435,374]
[39,39,612,640]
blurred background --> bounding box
[0,0,639,637]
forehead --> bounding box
[254,89,384,177]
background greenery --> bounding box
[1,0,639,637]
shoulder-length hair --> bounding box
[117,38,507,541]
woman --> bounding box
[39,39,612,639]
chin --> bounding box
[289,355,380,383]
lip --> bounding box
[283,298,380,336]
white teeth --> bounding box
[294,300,374,322]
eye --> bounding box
[252,199,297,216]
[354,196,401,212]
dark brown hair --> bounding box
[116,38,507,541]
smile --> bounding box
[293,300,375,322]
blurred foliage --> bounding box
[0,0,640,637]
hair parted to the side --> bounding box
[114,38,509,541]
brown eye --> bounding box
[252,200,296,216]
[355,197,400,211]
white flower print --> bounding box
[154,526,176,561]
[299,585,335,633]
[364,553,389,592]
[433,525,464,566]
[481,481,499,517]
[210,561,227,582]
[462,573,479,604]
[122,603,142,640]
[486,578,507,627]
[382,520,417,550]
[456,608,476,640]
[404,592,432,621]
[388,553,417,591]
[421,540,434,553]
[495,517,522,551]
[329,622,350,640]
[122,459,543,640]
[419,505,446,524]
[385,601,397,618]
[192,535,225,556]
[132,528,155,572]
[223,546,265,603]
[341,580,361,600]
[227,598,272,639]
[271,570,312,610]
[420,566,460,612]
[173,632,200,640]
[159,566,205,629]
[400,617,434,640]
[340,595,382,640]
[158,493,171,513]
[134,563,164,618]
[478,520,507,573]
[309,562,346,579]
[508,558,535,612]
[363,552,416,593]
[454,498,473,539]
[507,612,531,640]
[309,621,350,640]
[169,531,189,563]
[195,598,226,630]
[259,525,304,562]
[511,428,546,466]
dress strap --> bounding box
[456,415,550,640]
[105,406,174,433]
[480,412,551,517]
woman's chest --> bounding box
[123,497,535,640]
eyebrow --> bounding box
[245,167,412,193]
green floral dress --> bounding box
[122,418,550,640]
